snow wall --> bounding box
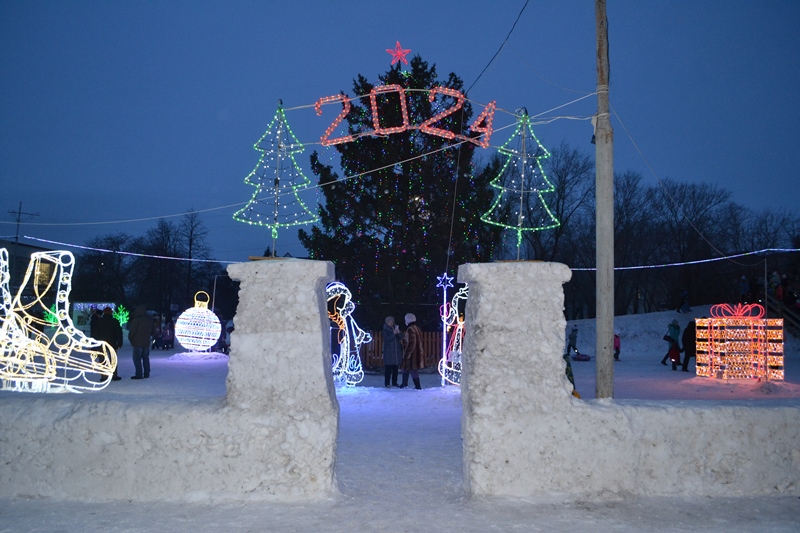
[458,261,800,498]
[0,259,339,503]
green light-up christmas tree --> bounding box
[481,109,560,258]
[233,102,318,256]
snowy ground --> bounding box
[567,305,800,402]
[1,306,799,531]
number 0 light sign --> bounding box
[315,86,496,149]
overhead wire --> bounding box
[16,234,798,271]
[445,0,530,275]
[465,0,530,96]
[610,104,767,268]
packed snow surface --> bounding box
[1,306,799,531]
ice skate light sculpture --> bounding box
[695,303,783,380]
[0,248,117,393]
[175,291,221,352]
[438,283,468,386]
[326,281,371,386]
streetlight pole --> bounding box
[211,274,228,312]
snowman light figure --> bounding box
[326,282,371,386]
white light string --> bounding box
[20,235,241,265]
[570,247,800,272]
[17,236,799,270]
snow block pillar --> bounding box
[226,258,337,411]
[458,261,573,496]
[226,258,339,496]
[458,261,800,499]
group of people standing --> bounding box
[150,317,175,350]
[89,304,163,381]
[381,313,425,389]
[90,307,123,381]
[661,318,697,372]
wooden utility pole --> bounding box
[595,0,615,399]
[7,201,39,284]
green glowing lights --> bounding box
[233,104,319,241]
[480,110,560,250]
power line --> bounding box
[8,201,38,242]
[17,234,798,272]
[466,0,530,95]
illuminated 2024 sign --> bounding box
[315,86,496,148]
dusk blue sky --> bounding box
[2,1,798,262]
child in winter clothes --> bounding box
[566,325,590,361]
[661,319,682,370]
[567,325,579,355]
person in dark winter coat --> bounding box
[661,319,682,370]
[382,316,403,387]
[89,309,102,340]
[681,320,697,372]
[128,304,154,380]
[567,325,579,355]
[94,307,123,381]
[399,313,425,389]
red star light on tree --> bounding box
[386,41,411,65]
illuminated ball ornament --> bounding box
[175,291,221,352]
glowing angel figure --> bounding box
[0,249,117,393]
[438,284,469,385]
[326,282,371,386]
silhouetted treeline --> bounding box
[502,143,800,318]
[71,211,238,319]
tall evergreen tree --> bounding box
[299,56,502,329]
